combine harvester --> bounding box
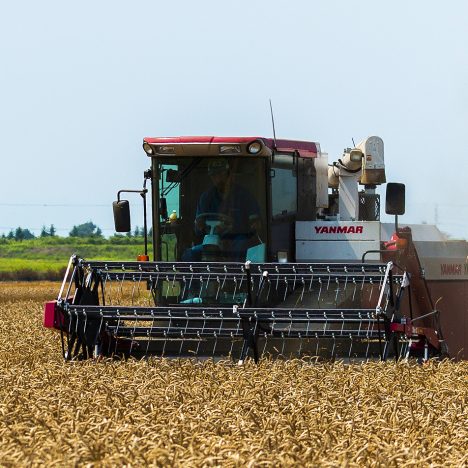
[44,136,468,361]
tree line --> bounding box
[1,221,150,241]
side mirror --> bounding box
[385,183,405,215]
[113,200,131,232]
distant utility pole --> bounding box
[434,204,439,225]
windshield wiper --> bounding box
[161,158,202,197]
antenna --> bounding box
[269,99,277,149]
[352,138,356,147]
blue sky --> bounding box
[0,0,467,237]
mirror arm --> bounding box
[117,189,144,202]
[117,188,149,257]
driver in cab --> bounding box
[183,158,261,261]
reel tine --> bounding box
[265,276,272,301]
[216,309,223,337]
[102,273,110,305]
[188,268,194,291]
[365,311,374,358]
[181,275,187,301]
[262,331,268,358]
[228,332,235,359]
[250,272,257,299]
[163,310,173,358]
[378,268,385,290]
[199,310,207,352]
[149,276,156,306]
[352,278,357,302]
[107,311,114,356]
[67,308,74,336]
[405,339,411,359]
[305,311,311,338]
[348,334,353,360]
[317,278,323,308]
[164,275,170,299]
[198,275,204,299]
[221,265,228,289]
[334,277,340,307]
[145,310,155,357]
[92,312,104,359]
[136,271,142,302]
[397,339,404,360]
[146,276,151,306]
[232,276,238,300]
[238,270,244,291]
[107,273,113,306]
[299,277,306,303]
[173,272,180,300]
[270,311,276,336]
[315,332,319,357]
[368,277,374,304]
[128,309,138,355]
[178,328,185,356]
[131,275,136,305]
[213,309,223,358]
[308,266,314,292]
[211,331,218,357]
[74,310,80,335]
[205,271,211,296]
[118,273,125,304]
[229,305,239,358]
[331,333,336,360]
[233,305,241,333]
[215,276,221,300]
[405,340,411,360]
[195,330,201,356]
[400,340,406,360]
[153,272,160,296]
[161,330,167,358]
[184,309,190,336]
[382,339,389,361]
[113,311,121,356]
[82,309,88,338]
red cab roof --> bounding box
[143,136,319,158]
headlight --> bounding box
[247,140,262,154]
[142,142,153,155]
[349,149,363,162]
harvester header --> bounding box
[43,134,468,362]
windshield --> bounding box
[156,156,267,264]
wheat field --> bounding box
[0,282,467,466]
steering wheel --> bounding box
[195,212,234,235]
